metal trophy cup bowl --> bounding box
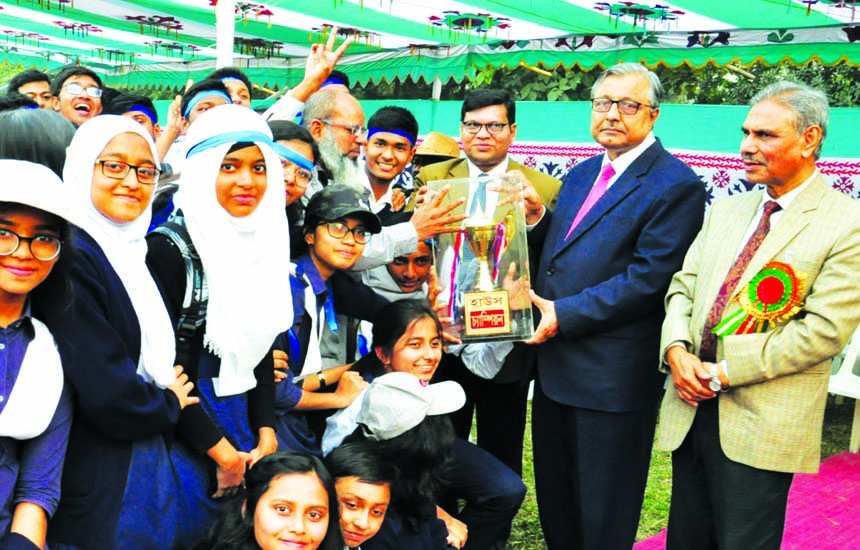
[464,220,498,292]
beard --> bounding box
[318,131,364,188]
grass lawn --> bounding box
[504,394,857,549]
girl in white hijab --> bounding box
[146,104,292,548]
[39,115,197,550]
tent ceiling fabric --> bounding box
[1,0,859,88]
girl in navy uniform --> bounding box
[0,161,74,550]
[39,116,196,550]
[147,104,292,547]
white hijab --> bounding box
[175,104,292,396]
[63,115,176,389]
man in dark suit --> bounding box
[524,63,705,550]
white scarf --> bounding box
[175,104,292,396]
[0,318,64,439]
[63,115,177,389]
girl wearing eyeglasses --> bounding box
[268,184,387,457]
[35,116,197,550]
[146,104,294,548]
[267,120,319,261]
[0,161,74,550]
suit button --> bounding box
[547,267,555,276]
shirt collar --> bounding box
[360,161,395,212]
[295,255,328,296]
[603,132,656,176]
[1,300,34,338]
[762,169,818,211]
[466,155,510,179]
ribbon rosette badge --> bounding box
[713,261,806,337]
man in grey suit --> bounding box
[659,81,860,549]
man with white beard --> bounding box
[303,88,463,270]
[304,87,367,189]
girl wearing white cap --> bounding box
[146,104,292,547]
[36,116,196,550]
[321,299,467,550]
[0,161,73,550]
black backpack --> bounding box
[152,211,208,368]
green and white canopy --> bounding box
[2,0,859,89]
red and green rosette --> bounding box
[713,261,806,337]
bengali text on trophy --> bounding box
[426,174,534,343]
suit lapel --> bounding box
[550,141,665,257]
[448,158,469,179]
[734,175,824,292]
[700,192,761,312]
[545,159,600,254]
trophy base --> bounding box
[463,290,512,337]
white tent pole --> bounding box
[432,76,442,101]
[215,0,235,68]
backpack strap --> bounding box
[152,212,207,365]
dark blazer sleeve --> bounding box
[36,230,181,440]
[329,270,391,320]
[248,346,276,432]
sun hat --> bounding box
[357,372,466,441]
[415,132,460,160]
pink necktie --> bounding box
[565,163,616,239]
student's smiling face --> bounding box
[253,472,331,550]
[0,206,62,305]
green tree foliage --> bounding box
[0,61,45,89]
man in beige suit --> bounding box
[659,81,860,549]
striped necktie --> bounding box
[699,200,782,362]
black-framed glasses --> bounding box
[95,160,161,185]
[461,121,509,135]
[321,119,368,138]
[321,221,372,244]
[63,83,103,98]
[281,159,313,187]
[0,228,62,261]
[591,97,653,115]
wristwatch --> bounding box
[708,362,722,392]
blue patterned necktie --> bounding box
[470,173,490,216]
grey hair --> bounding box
[302,87,341,128]
[591,62,663,109]
[750,81,829,160]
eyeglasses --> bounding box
[461,121,510,135]
[0,228,62,261]
[591,97,653,115]
[95,160,160,185]
[321,221,372,244]
[63,83,103,98]
[281,159,313,188]
[321,119,368,138]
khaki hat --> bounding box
[415,132,460,159]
